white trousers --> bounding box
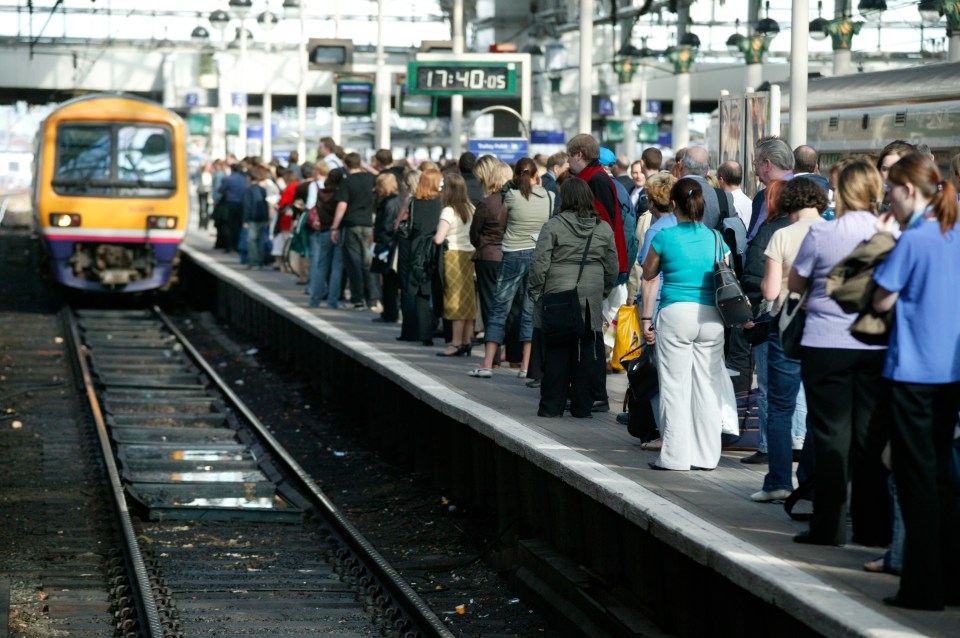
[653,302,733,470]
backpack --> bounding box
[612,178,639,286]
[714,186,747,279]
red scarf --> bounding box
[577,163,627,274]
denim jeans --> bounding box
[246,221,266,267]
[754,341,768,453]
[763,329,803,492]
[483,249,534,345]
[309,230,343,308]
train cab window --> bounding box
[55,125,113,185]
[117,126,172,185]
[53,122,175,197]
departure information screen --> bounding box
[408,61,517,97]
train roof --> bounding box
[42,92,184,126]
[780,61,960,110]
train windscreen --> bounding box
[53,123,175,197]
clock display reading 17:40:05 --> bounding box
[408,61,517,96]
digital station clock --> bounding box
[407,61,518,97]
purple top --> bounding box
[792,210,886,350]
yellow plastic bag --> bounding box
[611,304,643,371]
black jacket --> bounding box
[741,216,791,305]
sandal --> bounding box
[640,438,663,451]
[467,368,492,378]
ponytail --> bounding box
[670,177,705,222]
[513,157,538,201]
[888,153,958,235]
[931,180,958,235]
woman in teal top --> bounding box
[641,178,733,471]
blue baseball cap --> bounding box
[599,146,616,167]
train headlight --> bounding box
[50,213,81,227]
[147,216,177,229]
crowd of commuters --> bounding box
[198,136,960,611]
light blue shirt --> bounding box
[650,222,728,308]
[874,218,960,383]
[638,213,677,307]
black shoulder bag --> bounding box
[540,228,594,344]
[713,230,753,327]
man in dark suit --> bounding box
[613,155,634,191]
[745,137,796,244]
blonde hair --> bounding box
[473,156,510,195]
[415,169,442,200]
[835,160,883,216]
[645,173,677,210]
[418,160,438,172]
[375,172,398,199]
[403,169,421,196]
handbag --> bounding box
[540,229,594,343]
[712,231,753,327]
[778,289,808,360]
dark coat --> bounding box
[469,192,506,262]
[741,216,791,305]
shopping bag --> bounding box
[611,304,643,371]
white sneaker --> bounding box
[750,489,793,503]
[369,301,384,313]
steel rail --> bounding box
[154,306,455,638]
[62,308,165,638]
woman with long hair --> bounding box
[873,153,960,610]
[470,156,512,338]
[641,178,732,471]
[789,159,891,547]
[433,173,477,356]
[372,172,402,323]
[529,179,617,417]
[468,157,554,378]
[395,170,422,341]
[406,169,444,345]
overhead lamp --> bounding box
[257,10,279,31]
[282,0,302,19]
[191,25,210,41]
[918,0,942,23]
[679,32,700,48]
[726,32,746,53]
[857,0,886,20]
[230,26,254,48]
[209,9,230,32]
[544,42,566,73]
[757,17,780,36]
[809,16,829,40]
[228,0,253,19]
[524,44,544,56]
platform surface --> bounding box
[183,228,959,638]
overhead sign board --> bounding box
[337,81,374,117]
[468,138,529,164]
[408,60,518,97]
[308,38,354,70]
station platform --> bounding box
[179,228,958,637]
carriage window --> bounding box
[55,125,112,182]
[117,126,173,184]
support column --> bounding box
[296,0,307,160]
[213,51,230,160]
[263,41,273,162]
[330,2,341,145]
[451,0,464,157]
[673,72,690,150]
[237,23,248,158]
[374,0,391,150]
[745,63,762,93]
[951,34,960,62]
[578,0,594,134]
[833,49,852,75]
[788,0,809,147]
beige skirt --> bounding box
[443,249,478,320]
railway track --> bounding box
[67,306,454,638]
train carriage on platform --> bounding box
[33,93,188,292]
